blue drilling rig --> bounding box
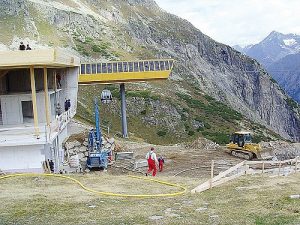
[86,96,111,169]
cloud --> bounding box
[155,0,300,46]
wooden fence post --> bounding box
[210,160,214,189]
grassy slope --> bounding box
[0,173,299,225]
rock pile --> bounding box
[260,141,300,160]
[64,136,116,171]
[186,137,219,150]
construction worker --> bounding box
[145,147,158,176]
[158,156,165,172]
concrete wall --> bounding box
[0,145,45,172]
[0,92,51,125]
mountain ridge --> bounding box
[0,0,300,142]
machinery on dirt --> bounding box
[227,131,273,160]
[86,92,112,169]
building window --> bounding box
[86,64,91,74]
[134,62,139,72]
[160,61,165,70]
[118,62,123,72]
[102,63,107,73]
[144,61,149,71]
[139,62,144,71]
[113,63,118,72]
[128,62,133,72]
[149,61,154,71]
[165,61,170,70]
[123,62,128,72]
[154,61,160,71]
[107,63,112,73]
[92,64,96,74]
[97,63,101,73]
[81,64,85,74]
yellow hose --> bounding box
[0,173,186,198]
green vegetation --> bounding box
[126,90,160,101]
[202,131,229,144]
[157,129,167,137]
[176,93,243,122]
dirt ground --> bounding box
[108,140,242,179]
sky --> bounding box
[155,0,300,46]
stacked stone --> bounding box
[64,137,116,171]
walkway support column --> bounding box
[120,83,128,138]
[30,66,40,138]
[43,67,50,126]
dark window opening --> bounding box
[160,61,165,70]
[22,101,33,123]
[128,62,133,72]
[97,64,101,73]
[107,63,112,73]
[139,62,144,71]
[165,61,170,70]
[118,62,123,72]
[86,64,91,74]
[81,64,85,74]
[154,61,160,71]
[102,63,107,73]
[134,62,139,72]
[113,63,118,72]
[149,61,154,71]
[144,61,149,71]
[123,62,128,72]
[92,64,96,74]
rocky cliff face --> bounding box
[1,0,300,142]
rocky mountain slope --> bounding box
[234,31,300,103]
[268,52,300,102]
[235,31,300,67]
[0,0,300,143]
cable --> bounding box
[0,173,186,198]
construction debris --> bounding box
[260,141,300,160]
[115,152,134,160]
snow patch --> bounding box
[283,39,297,46]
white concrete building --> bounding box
[0,49,80,173]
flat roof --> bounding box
[0,48,80,69]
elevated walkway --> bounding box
[79,59,174,84]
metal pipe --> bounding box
[120,83,128,138]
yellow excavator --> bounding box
[227,131,273,160]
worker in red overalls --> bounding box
[145,147,158,176]
[158,156,164,172]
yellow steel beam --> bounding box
[78,70,171,84]
[30,66,40,137]
[43,67,50,126]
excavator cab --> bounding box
[227,131,273,160]
[230,132,252,147]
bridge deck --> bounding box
[79,59,173,84]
